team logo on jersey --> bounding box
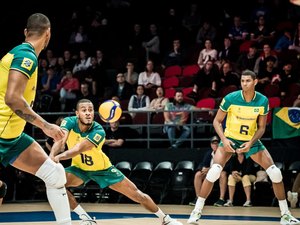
[61,120,67,126]
[21,58,33,70]
[254,108,259,113]
[93,133,102,142]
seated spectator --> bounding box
[224,152,257,207]
[254,42,278,75]
[218,62,240,91]
[149,86,169,112]
[287,172,300,208]
[128,85,150,119]
[217,37,238,67]
[195,20,217,47]
[104,120,125,150]
[72,49,92,76]
[197,39,218,69]
[163,90,195,149]
[189,59,220,101]
[124,61,139,86]
[236,44,259,74]
[161,38,187,69]
[111,73,134,101]
[274,29,293,53]
[56,69,80,111]
[189,136,229,207]
[77,82,99,109]
[40,66,61,95]
[138,60,161,90]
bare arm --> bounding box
[54,138,95,162]
[49,129,69,159]
[5,70,64,141]
[213,109,235,153]
[105,138,124,147]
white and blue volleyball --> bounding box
[99,100,122,123]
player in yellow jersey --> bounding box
[0,13,72,224]
[188,70,300,225]
[50,99,183,225]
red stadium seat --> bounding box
[165,88,176,99]
[267,97,281,124]
[163,65,182,78]
[182,64,200,77]
[162,76,180,89]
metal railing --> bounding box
[33,108,272,149]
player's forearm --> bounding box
[6,96,50,129]
[50,140,65,157]
[213,119,226,141]
[250,127,265,146]
[57,145,81,161]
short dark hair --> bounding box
[26,13,51,36]
[76,99,93,110]
[241,69,257,79]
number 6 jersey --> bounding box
[219,90,269,141]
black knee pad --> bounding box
[0,181,7,198]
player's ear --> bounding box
[254,78,258,86]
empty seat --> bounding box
[163,65,182,78]
[145,161,174,203]
[195,98,216,122]
[182,64,200,77]
[115,161,132,177]
[162,76,180,89]
[166,160,195,204]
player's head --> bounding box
[240,69,258,90]
[25,13,51,49]
[76,99,94,126]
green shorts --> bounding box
[0,133,34,167]
[219,137,266,159]
[65,165,125,189]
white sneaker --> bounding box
[224,200,233,207]
[287,191,298,208]
[280,214,300,225]
[187,209,202,224]
[243,200,252,207]
[162,215,183,225]
[79,215,97,225]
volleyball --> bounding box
[99,100,122,123]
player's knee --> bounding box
[0,181,7,198]
[206,164,223,183]
[36,158,66,188]
[266,165,282,183]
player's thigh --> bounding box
[250,149,274,170]
[12,141,49,175]
[65,172,84,187]
[110,177,139,196]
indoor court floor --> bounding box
[0,202,299,224]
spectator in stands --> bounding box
[197,39,218,69]
[138,60,161,90]
[111,73,134,101]
[274,29,293,53]
[289,21,300,53]
[218,62,240,91]
[227,15,249,49]
[128,85,150,119]
[287,172,300,208]
[236,44,259,74]
[163,90,195,149]
[182,3,202,42]
[293,95,300,107]
[150,86,169,111]
[142,23,161,65]
[161,38,187,69]
[45,49,57,68]
[84,56,103,96]
[124,61,139,86]
[189,59,220,101]
[254,42,278,75]
[77,82,99,109]
[217,37,238,67]
[278,62,299,98]
[257,55,280,94]
[62,49,76,71]
[195,20,217,47]
[249,15,275,49]
[56,69,80,111]
[72,49,92,76]
[189,136,228,207]
[40,66,62,96]
[224,152,257,207]
[104,120,125,150]
[68,24,90,52]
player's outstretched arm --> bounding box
[5,70,64,142]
